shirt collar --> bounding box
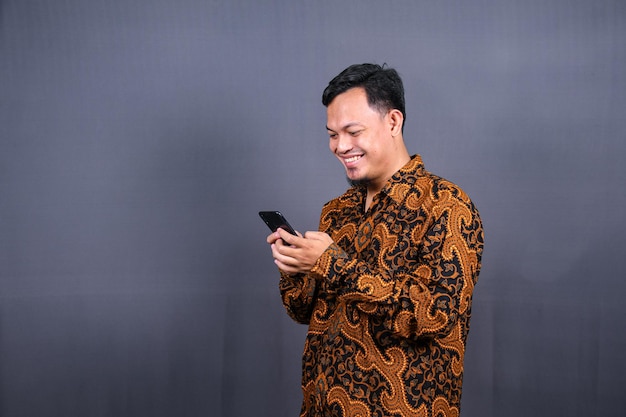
[380,154,426,205]
[342,154,426,207]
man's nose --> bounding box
[335,134,353,153]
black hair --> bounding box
[322,63,406,128]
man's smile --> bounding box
[342,154,363,167]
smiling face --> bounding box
[326,87,408,194]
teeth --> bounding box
[345,156,361,163]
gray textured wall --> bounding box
[1,1,625,416]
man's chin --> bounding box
[346,176,370,188]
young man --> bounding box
[266,63,484,417]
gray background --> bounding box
[1,0,625,416]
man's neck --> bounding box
[364,153,411,211]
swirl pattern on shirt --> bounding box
[279,155,484,417]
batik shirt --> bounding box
[279,155,484,417]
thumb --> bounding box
[304,231,327,241]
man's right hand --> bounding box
[267,229,333,274]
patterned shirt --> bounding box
[280,155,484,417]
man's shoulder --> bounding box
[393,167,477,212]
[398,155,469,198]
[429,174,473,203]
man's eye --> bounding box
[349,131,361,136]
[329,133,337,139]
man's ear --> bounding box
[388,109,404,137]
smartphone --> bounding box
[258,211,297,236]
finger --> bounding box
[304,231,328,241]
[271,242,296,262]
[271,246,300,271]
[304,231,334,247]
[274,259,299,274]
[278,228,300,247]
[266,231,281,244]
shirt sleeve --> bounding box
[279,271,318,324]
[310,195,483,341]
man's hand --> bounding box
[266,228,334,274]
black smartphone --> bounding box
[258,211,297,236]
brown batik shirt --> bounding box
[279,155,484,417]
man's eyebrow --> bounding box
[326,122,362,132]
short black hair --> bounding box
[322,63,406,128]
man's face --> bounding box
[326,87,396,189]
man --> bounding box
[266,63,484,417]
